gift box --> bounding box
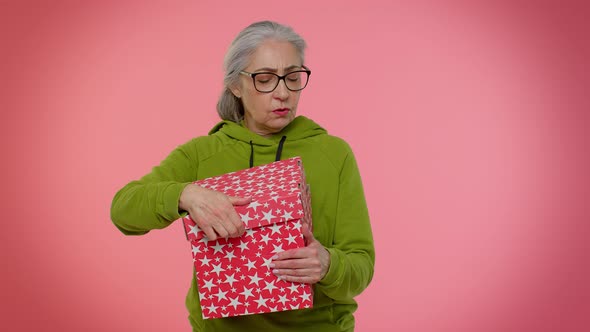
[182,157,313,319]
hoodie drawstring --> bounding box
[248,136,287,168]
[249,140,254,168]
[275,136,287,162]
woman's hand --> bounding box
[179,184,251,241]
[270,223,331,284]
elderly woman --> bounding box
[111,21,375,332]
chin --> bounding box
[268,118,293,132]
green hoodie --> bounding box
[111,116,375,331]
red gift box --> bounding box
[182,157,313,319]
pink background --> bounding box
[1,1,589,331]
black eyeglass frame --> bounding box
[239,65,311,93]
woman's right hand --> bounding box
[179,184,251,241]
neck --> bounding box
[243,118,276,138]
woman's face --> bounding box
[232,40,303,137]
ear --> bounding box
[230,84,242,99]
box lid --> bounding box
[183,157,311,241]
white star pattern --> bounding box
[199,256,212,266]
[191,244,201,256]
[240,212,254,224]
[215,289,228,301]
[223,273,237,287]
[244,259,256,271]
[211,241,225,255]
[291,221,302,231]
[244,229,255,238]
[299,291,311,302]
[286,234,297,245]
[262,210,275,224]
[247,200,262,212]
[187,224,200,237]
[228,296,242,310]
[261,257,273,269]
[248,273,263,286]
[254,295,269,308]
[181,157,313,319]
[277,294,289,306]
[240,286,254,300]
[203,278,216,292]
[281,210,293,220]
[207,303,219,314]
[260,233,271,245]
[263,279,278,293]
[271,243,285,254]
[211,263,225,276]
[288,283,299,294]
[269,223,283,235]
[224,251,236,261]
[237,240,249,252]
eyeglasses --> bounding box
[240,66,311,93]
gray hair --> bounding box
[216,21,307,122]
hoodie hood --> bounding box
[208,115,327,146]
[209,116,327,167]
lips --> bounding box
[272,108,290,116]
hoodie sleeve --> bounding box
[110,144,197,235]
[316,150,375,300]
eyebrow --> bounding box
[252,65,302,73]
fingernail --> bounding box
[272,255,278,260]
[273,269,279,274]
[269,263,275,268]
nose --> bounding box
[272,78,289,100]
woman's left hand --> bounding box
[270,223,331,284]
